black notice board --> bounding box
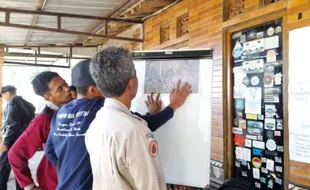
[231,19,284,190]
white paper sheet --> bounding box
[244,87,262,114]
[236,147,251,161]
[266,159,274,171]
[264,36,279,50]
[289,27,310,163]
[253,140,265,149]
[245,139,252,148]
[242,148,251,161]
[253,168,260,179]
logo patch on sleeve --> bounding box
[149,140,158,157]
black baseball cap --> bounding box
[71,59,96,88]
[0,85,17,97]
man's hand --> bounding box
[0,144,8,152]
[169,80,192,111]
[145,92,162,114]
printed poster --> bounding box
[289,82,310,163]
[244,87,262,115]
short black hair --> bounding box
[76,86,89,96]
[31,71,60,97]
[69,85,76,92]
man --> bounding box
[86,47,192,190]
[69,85,77,99]
[45,59,191,190]
[0,85,35,190]
[8,72,72,190]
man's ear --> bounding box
[89,85,98,94]
[43,94,50,102]
[127,77,135,90]
[89,85,103,97]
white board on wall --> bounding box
[289,26,310,163]
[131,52,213,188]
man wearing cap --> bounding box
[0,85,35,190]
[45,58,191,190]
[8,72,72,190]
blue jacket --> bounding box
[45,98,173,190]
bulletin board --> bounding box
[223,15,287,190]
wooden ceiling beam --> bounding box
[4,61,70,69]
[5,45,97,48]
[1,7,143,43]
[4,52,91,59]
[140,0,175,9]
[72,0,138,45]
[0,22,142,42]
[82,0,177,46]
[0,7,143,24]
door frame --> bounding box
[222,9,289,190]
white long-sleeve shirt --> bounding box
[85,98,167,190]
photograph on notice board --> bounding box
[244,87,262,115]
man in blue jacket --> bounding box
[45,59,191,190]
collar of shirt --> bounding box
[104,98,132,115]
[47,102,60,111]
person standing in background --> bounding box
[8,72,72,190]
[0,85,35,190]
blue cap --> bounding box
[71,59,96,88]
[0,85,17,97]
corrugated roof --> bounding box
[44,0,122,15]
[0,0,178,47]
[0,0,37,10]
[0,27,29,45]
[0,0,178,67]
[0,0,128,45]
[0,0,36,45]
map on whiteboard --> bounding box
[144,60,199,94]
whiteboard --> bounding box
[289,26,310,163]
[132,58,213,188]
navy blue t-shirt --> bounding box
[46,98,173,190]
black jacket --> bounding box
[1,96,35,147]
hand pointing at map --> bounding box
[169,79,192,111]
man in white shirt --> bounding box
[86,46,191,190]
